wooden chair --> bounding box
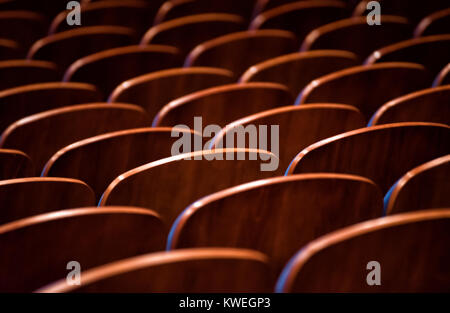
[42,127,201,200]
[240,50,359,96]
[153,82,293,128]
[0,177,95,224]
[276,209,450,292]
[369,85,450,126]
[256,0,320,13]
[109,67,234,120]
[287,122,450,193]
[141,13,245,57]
[63,45,181,98]
[0,38,20,60]
[0,103,151,173]
[415,8,450,37]
[1,0,90,19]
[27,26,136,72]
[211,104,366,171]
[37,248,272,293]
[0,207,166,292]
[300,16,412,59]
[0,60,58,91]
[434,63,450,86]
[0,149,33,179]
[100,149,281,225]
[297,62,430,120]
[185,30,298,76]
[365,35,450,78]
[168,173,383,273]
[384,155,450,215]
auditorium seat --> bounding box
[384,155,450,215]
[276,209,450,292]
[1,0,89,19]
[415,8,450,37]
[256,0,315,13]
[0,177,95,224]
[287,122,450,193]
[0,207,166,292]
[239,50,359,95]
[37,248,272,293]
[0,103,150,173]
[168,173,383,273]
[369,85,450,126]
[0,38,20,60]
[434,63,450,86]
[0,60,58,91]
[0,148,33,179]
[153,82,293,128]
[109,67,234,120]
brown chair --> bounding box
[168,173,383,273]
[0,38,20,60]
[0,103,150,173]
[240,50,359,95]
[100,149,281,225]
[1,0,90,19]
[434,63,450,86]
[384,155,450,215]
[0,60,58,91]
[27,26,136,72]
[300,16,412,59]
[297,62,430,120]
[141,13,245,57]
[369,85,450,126]
[287,122,450,193]
[109,67,235,120]
[0,207,166,292]
[0,149,33,179]
[42,127,201,200]
[415,8,450,37]
[365,35,450,78]
[256,0,317,13]
[211,104,366,171]
[153,82,293,128]
[0,177,95,224]
[63,45,181,98]
[185,30,297,76]
[276,209,450,292]
[37,248,272,293]
[0,82,102,134]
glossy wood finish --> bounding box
[109,67,235,120]
[369,86,450,126]
[153,82,293,128]
[43,128,201,200]
[287,123,450,193]
[168,174,383,273]
[142,13,245,56]
[297,62,430,120]
[385,155,450,215]
[0,103,151,173]
[37,248,272,293]
[0,207,166,292]
[63,45,181,98]
[300,16,412,58]
[434,63,450,86]
[0,82,101,133]
[0,38,20,60]
[240,50,359,95]
[100,149,281,225]
[0,177,95,224]
[0,60,58,91]
[276,210,450,292]
[415,8,450,37]
[0,149,33,179]
[185,30,298,76]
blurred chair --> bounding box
[434,63,450,86]
[0,149,33,179]
[415,8,450,37]
[0,60,58,91]
[0,38,20,60]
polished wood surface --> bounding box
[434,63,450,86]
[0,207,166,292]
[415,8,450,37]
[0,60,58,91]
[0,148,33,179]
[0,38,20,60]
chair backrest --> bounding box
[240,50,359,95]
[256,0,314,13]
[0,103,150,173]
[287,122,450,193]
[414,8,450,37]
[297,62,430,120]
[109,67,235,120]
[385,155,450,215]
[100,149,281,224]
[276,209,450,292]
[168,173,383,273]
[37,248,272,293]
[0,38,19,60]
[63,45,181,98]
[153,82,293,128]
[433,63,450,86]
[0,177,95,224]
[0,0,90,19]
[0,148,33,179]
[369,85,450,126]
[185,30,297,76]
[0,207,166,292]
[0,60,58,91]
[0,82,102,134]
